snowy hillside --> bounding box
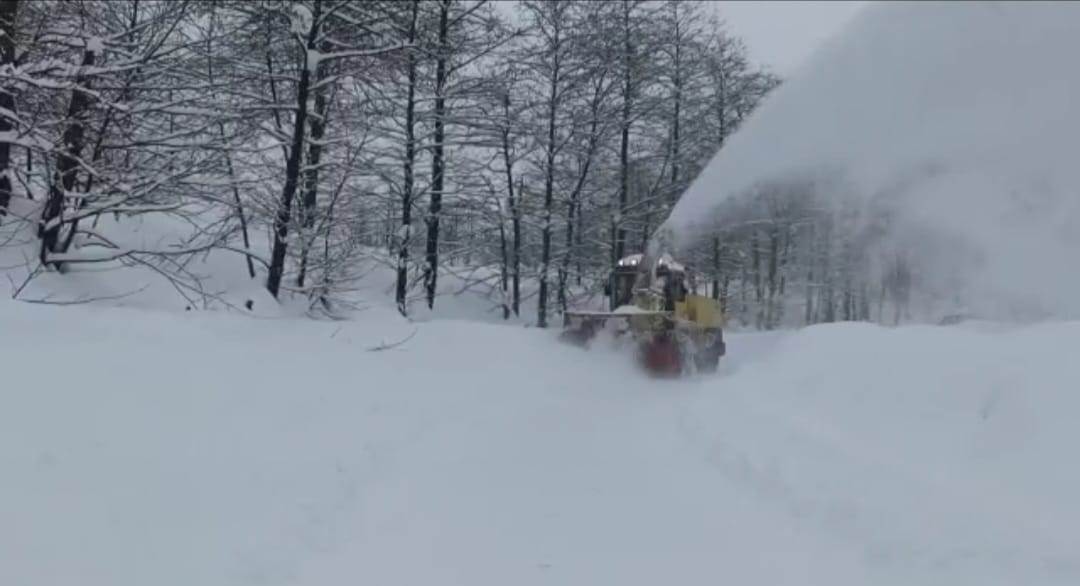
[0,197,563,325]
[3,295,1079,586]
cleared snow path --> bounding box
[2,301,1078,585]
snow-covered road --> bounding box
[2,301,1078,585]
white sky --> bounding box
[492,2,865,75]
[711,1,867,74]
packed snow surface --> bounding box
[3,297,1079,585]
[661,1,1080,319]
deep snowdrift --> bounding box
[662,1,1080,320]
[3,297,1078,586]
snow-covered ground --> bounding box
[6,3,1080,584]
[3,294,1078,586]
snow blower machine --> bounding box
[559,253,726,377]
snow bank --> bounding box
[683,320,1080,584]
[3,294,1078,585]
[0,202,550,324]
[662,1,1080,320]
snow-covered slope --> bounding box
[662,1,1080,320]
[3,296,1078,585]
[0,199,557,324]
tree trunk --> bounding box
[739,252,748,319]
[574,200,584,287]
[206,1,254,279]
[711,236,721,300]
[614,0,633,263]
[821,221,835,323]
[498,213,509,320]
[766,225,779,329]
[424,0,450,310]
[721,273,730,315]
[395,0,420,316]
[297,41,330,290]
[877,283,886,324]
[750,230,762,328]
[263,27,290,163]
[0,0,18,219]
[512,178,522,317]
[40,43,97,266]
[859,283,871,321]
[537,15,561,329]
[266,0,322,299]
[67,3,146,252]
[558,106,600,314]
[499,89,521,317]
[557,182,576,314]
[669,1,682,194]
[223,124,255,279]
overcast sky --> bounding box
[711,1,867,75]
[492,1,867,77]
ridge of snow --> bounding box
[3,297,1079,585]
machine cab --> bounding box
[606,253,688,311]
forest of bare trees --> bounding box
[0,0,918,329]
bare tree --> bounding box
[0,0,17,220]
[0,0,795,322]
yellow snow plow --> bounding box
[559,253,726,376]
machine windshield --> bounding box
[611,271,636,309]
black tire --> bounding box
[694,331,725,373]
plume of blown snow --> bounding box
[660,1,1080,321]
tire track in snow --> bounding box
[673,385,1080,584]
